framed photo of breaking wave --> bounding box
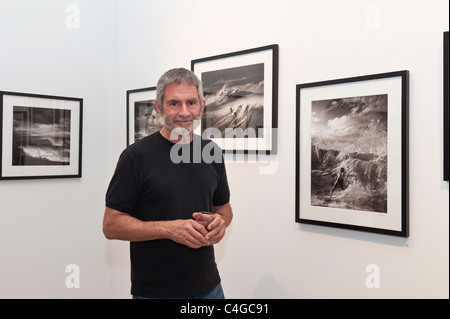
[192,44,279,155]
[295,71,409,237]
[0,91,83,180]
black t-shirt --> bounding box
[105,132,230,298]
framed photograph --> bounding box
[126,86,163,146]
[191,44,279,154]
[0,91,83,180]
[444,31,449,182]
[295,71,409,237]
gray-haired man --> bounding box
[103,68,233,299]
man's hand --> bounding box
[205,214,227,245]
[103,205,231,248]
[167,219,210,249]
[193,212,227,246]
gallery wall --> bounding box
[0,0,115,298]
[0,0,448,299]
[111,0,449,299]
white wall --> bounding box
[0,0,115,298]
[0,0,448,299]
[112,0,449,299]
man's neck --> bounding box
[160,127,193,144]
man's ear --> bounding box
[155,101,164,116]
[201,99,206,113]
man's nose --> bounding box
[179,102,190,117]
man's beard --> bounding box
[163,113,202,139]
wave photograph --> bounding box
[12,106,71,166]
[310,95,388,213]
[201,63,264,138]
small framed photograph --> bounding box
[295,71,409,237]
[192,44,279,154]
[126,87,163,146]
[444,31,449,182]
[0,91,83,180]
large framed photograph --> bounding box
[192,44,279,154]
[0,91,82,180]
[444,31,449,182]
[295,71,409,237]
[126,86,163,146]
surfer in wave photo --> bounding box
[329,167,346,198]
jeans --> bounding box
[133,283,225,299]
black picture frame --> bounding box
[295,71,409,237]
[126,86,163,146]
[0,91,83,180]
[191,44,279,155]
[444,31,449,182]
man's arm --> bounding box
[102,207,210,248]
[213,202,233,227]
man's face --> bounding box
[157,83,205,136]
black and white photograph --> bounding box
[192,44,278,154]
[1,91,82,180]
[127,87,163,146]
[296,71,409,237]
[310,95,388,214]
[201,63,265,138]
[133,99,163,141]
[12,106,71,166]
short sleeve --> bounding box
[105,150,142,214]
[212,158,230,207]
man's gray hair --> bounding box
[156,68,205,110]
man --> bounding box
[103,68,233,299]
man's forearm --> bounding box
[213,202,233,227]
[103,207,171,242]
